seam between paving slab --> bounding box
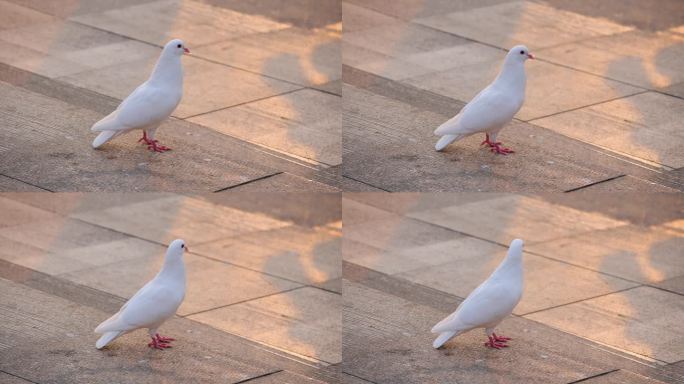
[0,369,40,384]
[0,174,53,192]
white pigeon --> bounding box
[91,39,190,152]
[431,239,524,349]
[434,45,534,154]
[94,239,188,350]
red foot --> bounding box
[492,333,511,342]
[481,134,514,155]
[155,333,175,343]
[148,337,172,350]
[138,132,171,152]
[489,143,514,155]
[484,335,509,349]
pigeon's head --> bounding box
[167,239,189,260]
[508,238,524,258]
[507,45,534,62]
[164,39,191,56]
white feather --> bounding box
[431,239,524,348]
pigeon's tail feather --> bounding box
[435,134,461,151]
[96,331,123,349]
[92,131,118,149]
[433,331,459,349]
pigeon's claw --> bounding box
[148,337,172,350]
[490,143,514,155]
[492,333,511,342]
[484,335,509,349]
[147,141,171,153]
[155,334,175,343]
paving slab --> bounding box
[0,217,127,251]
[70,0,291,47]
[343,0,514,21]
[343,22,468,59]
[343,236,501,276]
[0,192,172,215]
[542,0,684,32]
[3,0,159,17]
[0,175,44,191]
[576,175,680,192]
[404,57,644,121]
[0,277,296,384]
[343,215,459,251]
[248,370,329,384]
[397,249,638,315]
[539,193,684,228]
[0,196,60,228]
[407,195,627,244]
[200,0,340,30]
[71,195,291,245]
[0,0,56,31]
[60,251,302,316]
[532,92,684,168]
[192,225,341,286]
[341,83,664,192]
[655,275,684,296]
[538,30,684,90]
[342,197,401,225]
[527,225,684,284]
[342,2,401,33]
[526,286,684,363]
[580,370,670,384]
[342,279,666,384]
[0,80,323,192]
[60,55,301,119]
[196,26,340,87]
[344,192,508,215]
[227,172,340,192]
[189,88,341,166]
[415,1,633,50]
[189,286,342,364]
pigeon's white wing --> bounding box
[92,83,180,132]
[435,86,521,136]
[432,278,519,333]
[95,281,183,333]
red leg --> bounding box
[492,333,511,342]
[148,336,172,350]
[138,131,151,144]
[484,335,508,349]
[155,333,175,343]
[480,133,491,146]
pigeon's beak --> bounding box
[527,53,535,59]
[183,47,191,55]
[185,245,190,252]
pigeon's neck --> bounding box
[149,52,183,88]
[156,257,186,284]
[492,251,523,280]
[494,59,526,91]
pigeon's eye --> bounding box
[177,44,182,48]
[520,50,524,55]
[181,244,184,248]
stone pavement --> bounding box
[342,0,684,192]
[0,0,340,192]
[0,193,341,383]
[342,193,684,383]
